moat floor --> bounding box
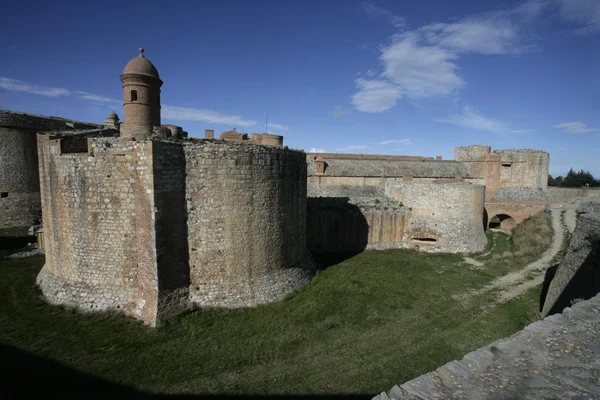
[0,211,556,398]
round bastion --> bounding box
[184,140,315,307]
[386,180,487,253]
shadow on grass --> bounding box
[0,344,371,400]
[311,251,364,271]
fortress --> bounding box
[3,49,597,326]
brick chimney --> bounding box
[315,156,326,174]
[205,129,214,139]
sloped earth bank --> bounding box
[461,208,577,306]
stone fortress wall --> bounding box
[306,145,550,253]
[0,111,101,228]
[184,141,312,307]
[36,133,314,326]
[33,49,314,327]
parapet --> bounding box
[454,145,491,162]
[0,110,102,131]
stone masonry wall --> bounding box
[184,141,314,307]
[36,136,158,324]
[0,111,101,229]
[548,187,600,206]
[306,153,470,178]
[386,181,487,253]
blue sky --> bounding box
[1,0,599,176]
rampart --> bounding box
[0,110,101,229]
[36,133,314,326]
[184,141,313,307]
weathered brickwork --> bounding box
[184,141,314,307]
[0,111,101,229]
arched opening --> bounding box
[489,214,517,230]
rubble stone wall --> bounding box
[36,137,159,325]
[0,111,101,229]
[386,181,487,253]
[184,141,314,307]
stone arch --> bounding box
[489,214,517,230]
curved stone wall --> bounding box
[0,111,101,229]
[0,126,40,228]
[387,181,486,253]
[184,141,314,307]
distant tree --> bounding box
[549,169,599,187]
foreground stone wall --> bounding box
[184,141,314,307]
[542,203,600,317]
[0,111,101,229]
[387,181,487,253]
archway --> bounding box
[489,214,517,230]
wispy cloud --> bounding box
[331,105,349,119]
[162,105,256,127]
[361,2,406,28]
[510,129,535,133]
[267,122,288,131]
[438,106,505,133]
[366,69,376,77]
[351,2,544,113]
[379,138,412,145]
[555,0,600,35]
[335,145,371,152]
[554,121,598,134]
[0,77,258,128]
[352,78,402,113]
[0,77,70,97]
[74,91,121,106]
[308,148,326,153]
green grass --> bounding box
[1,249,543,396]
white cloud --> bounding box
[75,91,121,106]
[267,122,288,131]
[379,138,411,145]
[419,16,521,55]
[366,69,376,77]
[554,122,598,134]
[439,106,505,133]
[162,105,256,127]
[0,77,70,97]
[556,0,600,35]
[361,2,406,28]
[510,129,534,133]
[351,2,546,113]
[331,105,349,119]
[352,78,402,113]
[335,145,371,152]
[380,33,464,99]
[308,148,326,153]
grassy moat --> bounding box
[0,214,552,398]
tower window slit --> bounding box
[131,90,137,102]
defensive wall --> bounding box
[0,110,101,229]
[36,132,314,326]
[306,153,487,253]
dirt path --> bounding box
[468,209,577,305]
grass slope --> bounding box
[1,252,542,396]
